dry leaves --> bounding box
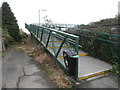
[16,38,72,88]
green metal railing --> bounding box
[25,23,79,79]
[25,23,120,79]
[67,28,120,63]
[39,23,79,31]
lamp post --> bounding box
[39,9,47,26]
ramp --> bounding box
[78,51,112,80]
[25,23,119,81]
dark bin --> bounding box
[63,50,79,77]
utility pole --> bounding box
[39,10,40,26]
[38,10,47,26]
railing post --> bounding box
[55,38,66,57]
[35,25,37,37]
[37,26,39,37]
[40,28,44,42]
[75,37,79,54]
[46,31,52,47]
[74,37,79,80]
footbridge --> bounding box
[25,23,120,81]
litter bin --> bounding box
[63,50,79,78]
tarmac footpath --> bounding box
[2,48,54,88]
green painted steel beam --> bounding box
[79,34,119,44]
[72,28,120,37]
[31,24,79,39]
[46,27,78,39]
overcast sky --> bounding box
[1,0,120,33]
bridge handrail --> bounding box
[66,27,119,64]
[68,28,119,45]
[71,28,120,37]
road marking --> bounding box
[57,56,64,59]
[57,53,88,59]
[79,53,88,56]
[49,40,62,43]
[48,46,71,49]
[79,71,108,80]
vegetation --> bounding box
[89,16,117,26]
[0,7,2,37]
[19,28,28,38]
[1,2,24,50]
[65,16,119,75]
[2,2,21,42]
[77,16,118,34]
[2,27,13,48]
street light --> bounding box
[39,9,47,26]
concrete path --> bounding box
[77,74,119,88]
[2,48,54,88]
[78,50,112,79]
